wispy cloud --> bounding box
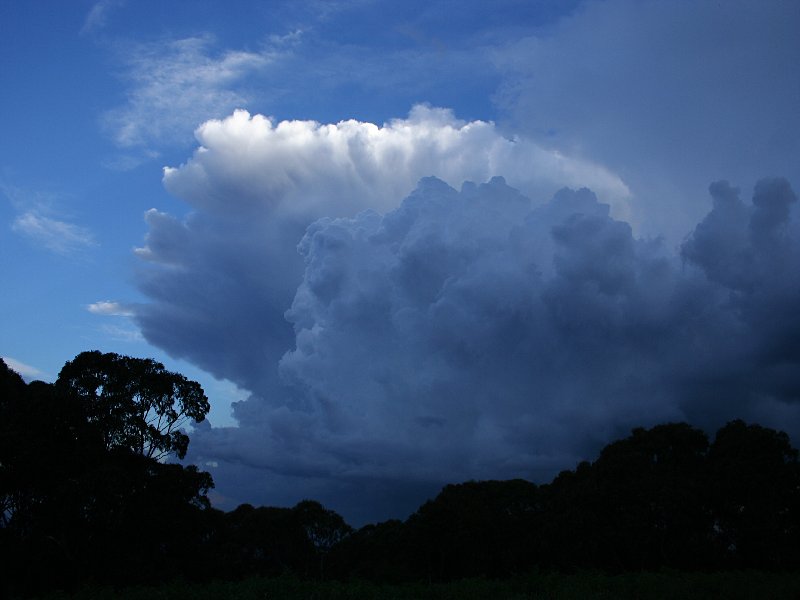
[12,211,95,255]
[2,356,48,381]
[103,35,275,150]
[86,301,143,342]
[80,0,125,36]
[100,324,144,343]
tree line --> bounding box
[2,353,799,597]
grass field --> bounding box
[38,570,800,600]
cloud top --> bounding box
[163,106,630,218]
[134,107,630,397]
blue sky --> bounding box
[2,0,800,524]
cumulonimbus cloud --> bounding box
[134,106,630,396]
[184,174,800,522]
[132,106,800,524]
[191,173,800,523]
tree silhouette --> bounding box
[56,351,210,460]
[5,352,800,592]
[1,355,214,596]
[707,419,800,567]
[292,500,352,579]
[404,479,540,580]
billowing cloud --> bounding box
[133,105,800,524]
[12,211,95,254]
[182,173,798,524]
[163,106,630,216]
[238,176,799,493]
[135,107,629,397]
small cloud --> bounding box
[87,300,136,317]
[2,356,47,381]
[80,0,125,35]
[12,211,95,255]
[268,29,304,47]
[100,324,144,343]
[101,149,161,172]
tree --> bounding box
[405,480,540,580]
[56,351,210,460]
[707,419,800,567]
[538,423,713,570]
[292,500,352,579]
[2,355,215,595]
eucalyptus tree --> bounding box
[56,351,209,460]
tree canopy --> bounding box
[1,354,213,597]
[56,351,210,460]
[3,353,800,596]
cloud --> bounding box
[86,300,136,317]
[275,176,796,509]
[178,171,799,524]
[2,356,47,381]
[260,178,686,489]
[80,0,125,35]
[163,105,629,216]
[493,0,800,240]
[134,107,629,397]
[103,36,274,150]
[12,211,95,254]
[99,324,144,343]
[132,103,800,524]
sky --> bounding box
[2,0,799,525]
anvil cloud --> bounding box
[133,109,800,522]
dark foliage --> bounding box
[329,421,800,581]
[56,351,210,460]
[3,355,800,598]
[0,355,213,598]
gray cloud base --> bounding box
[150,174,800,524]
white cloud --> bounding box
[163,105,630,218]
[100,324,144,342]
[103,36,274,150]
[2,356,47,381]
[80,0,125,35]
[12,211,95,254]
[87,300,135,316]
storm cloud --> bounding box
[267,176,800,490]
[132,108,800,524]
[135,107,628,399]
[173,172,799,523]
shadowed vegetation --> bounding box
[2,354,800,598]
